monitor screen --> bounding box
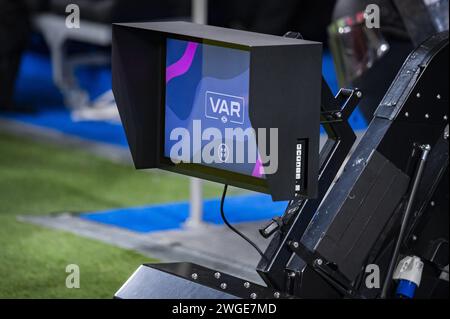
[163,38,265,179]
[113,21,323,199]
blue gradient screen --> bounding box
[164,38,263,178]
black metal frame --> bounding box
[256,31,448,298]
[114,80,361,299]
[256,32,361,294]
[115,31,448,300]
[256,81,361,293]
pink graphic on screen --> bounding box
[166,42,199,84]
[252,158,263,178]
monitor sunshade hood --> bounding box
[112,21,322,201]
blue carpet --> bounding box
[3,50,366,233]
[3,52,366,150]
[81,194,287,233]
[4,52,128,147]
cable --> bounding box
[220,184,267,261]
[380,144,431,298]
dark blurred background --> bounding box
[0,0,448,299]
[1,0,447,120]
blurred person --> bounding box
[0,0,31,112]
[331,0,411,107]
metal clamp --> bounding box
[288,241,360,298]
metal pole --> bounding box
[185,0,208,228]
[185,177,204,228]
[380,144,431,298]
[192,0,208,25]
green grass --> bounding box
[0,132,225,298]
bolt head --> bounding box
[416,93,421,98]
[273,292,280,299]
[444,115,448,121]
[430,201,435,207]
[220,283,227,290]
[422,144,431,151]
[437,94,441,99]
[292,241,299,249]
[244,282,250,289]
[191,273,198,280]
[405,112,409,117]
[250,293,257,299]
[214,272,221,279]
[425,113,430,119]
[315,259,323,266]
[356,91,363,98]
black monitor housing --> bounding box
[112,21,449,300]
[112,21,322,201]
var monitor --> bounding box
[112,21,322,201]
